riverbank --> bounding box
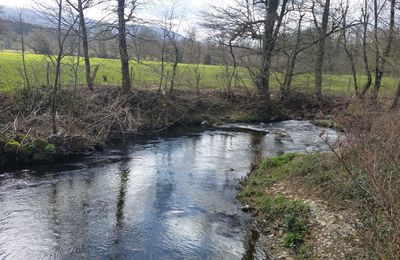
[239,112,400,260]
[0,87,347,166]
[238,152,367,259]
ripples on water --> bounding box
[0,121,337,259]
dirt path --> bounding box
[257,180,363,259]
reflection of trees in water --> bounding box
[154,141,176,215]
[114,162,130,245]
[49,183,60,242]
[47,169,96,252]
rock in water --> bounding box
[241,205,253,212]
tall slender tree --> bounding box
[312,0,331,100]
[359,0,373,98]
[117,0,137,95]
[67,0,95,91]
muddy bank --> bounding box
[0,88,347,166]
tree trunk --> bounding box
[18,13,30,91]
[169,44,180,94]
[314,0,330,100]
[343,45,358,95]
[359,1,372,98]
[282,13,304,98]
[52,1,64,135]
[371,0,395,100]
[257,1,280,102]
[390,80,400,111]
[282,54,296,97]
[118,0,131,95]
[170,62,177,94]
[342,9,358,96]
[159,33,166,93]
[77,0,93,91]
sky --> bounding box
[0,0,232,19]
[0,0,232,35]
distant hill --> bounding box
[0,5,183,41]
[0,5,52,26]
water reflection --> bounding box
[114,162,130,245]
[0,121,337,259]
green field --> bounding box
[0,51,397,95]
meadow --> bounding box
[0,51,397,96]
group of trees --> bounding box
[204,0,400,108]
[2,0,400,108]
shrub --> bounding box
[338,113,400,258]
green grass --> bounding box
[0,51,397,95]
[0,51,252,93]
[238,152,355,255]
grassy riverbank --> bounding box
[239,152,364,258]
[239,113,400,260]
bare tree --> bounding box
[156,0,186,95]
[371,0,395,100]
[34,0,78,134]
[167,13,185,94]
[66,0,97,91]
[158,12,172,93]
[341,1,359,96]
[257,0,289,102]
[15,9,31,92]
[281,9,305,97]
[204,0,289,103]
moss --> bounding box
[44,143,57,154]
[4,140,20,153]
[241,152,352,208]
[258,195,310,217]
[239,153,300,198]
[265,153,297,168]
[32,138,50,151]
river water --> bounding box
[0,121,337,259]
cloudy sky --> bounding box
[0,0,232,34]
[0,0,232,19]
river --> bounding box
[0,121,337,259]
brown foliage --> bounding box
[339,112,400,258]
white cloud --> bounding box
[0,0,36,8]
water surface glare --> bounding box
[0,121,337,259]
